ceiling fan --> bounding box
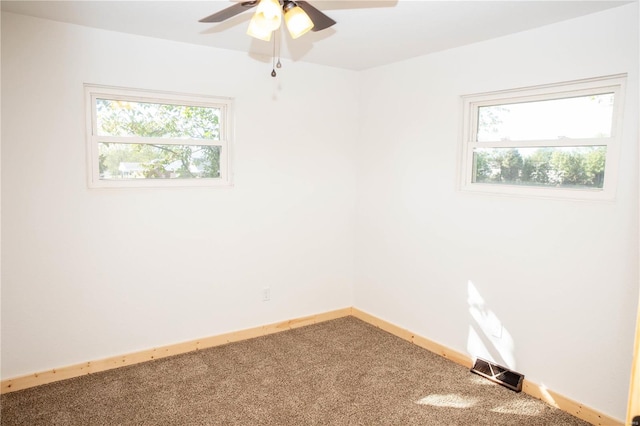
[199,0,336,41]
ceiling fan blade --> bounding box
[199,1,259,23]
[296,1,336,32]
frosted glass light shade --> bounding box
[255,0,282,31]
[284,4,314,39]
[247,13,273,41]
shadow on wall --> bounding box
[466,280,516,370]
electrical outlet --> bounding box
[262,287,270,302]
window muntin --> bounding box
[460,75,625,200]
[85,85,233,188]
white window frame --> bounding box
[459,74,626,201]
[85,84,234,188]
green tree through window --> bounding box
[96,99,222,180]
[473,146,607,188]
[461,74,624,199]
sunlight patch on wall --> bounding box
[467,325,491,362]
[537,383,560,408]
[416,393,478,408]
[467,280,516,369]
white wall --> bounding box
[1,13,357,378]
[355,3,638,420]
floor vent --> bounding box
[470,358,524,392]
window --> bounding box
[459,74,626,200]
[85,85,233,188]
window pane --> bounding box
[98,143,221,180]
[472,146,606,189]
[477,93,614,142]
[96,99,221,140]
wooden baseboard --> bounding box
[627,288,640,426]
[0,307,352,394]
[522,380,622,426]
[0,306,626,426]
[351,307,623,426]
[351,308,473,368]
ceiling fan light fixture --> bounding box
[255,0,282,30]
[283,1,314,39]
[247,13,273,41]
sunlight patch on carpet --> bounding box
[491,399,544,416]
[469,374,498,386]
[416,393,478,408]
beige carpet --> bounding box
[1,316,589,425]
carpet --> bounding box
[1,316,589,425]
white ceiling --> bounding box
[1,0,632,70]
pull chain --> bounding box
[271,33,277,77]
[276,28,282,69]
